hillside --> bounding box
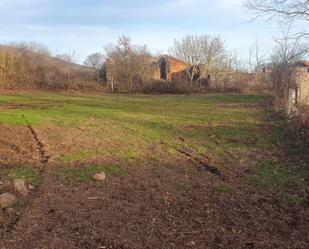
[0,44,96,74]
[0,44,98,90]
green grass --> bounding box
[245,160,305,189]
[214,184,234,193]
[176,181,193,193]
[281,193,302,206]
[6,164,40,187]
[0,92,269,165]
[0,93,266,128]
[57,164,127,184]
[14,198,24,208]
[61,150,93,164]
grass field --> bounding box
[0,92,308,249]
[0,93,268,166]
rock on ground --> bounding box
[28,184,35,190]
[0,180,11,190]
[92,172,106,182]
[0,193,17,209]
[5,207,17,215]
[14,179,29,197]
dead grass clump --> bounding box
[0,125,38,166]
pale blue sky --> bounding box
[0,0,282,63]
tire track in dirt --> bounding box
[161,138,222,177]
[22,115,50,167]
[4,116,51,233]
[177,148,221,176]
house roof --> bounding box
[295,60,309,67]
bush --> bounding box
[258,96,275,112]
[141,80,191,94]
[206,87,242,93]
[3,80,106,92]
[288,106,309,145]
[140,80,246,95]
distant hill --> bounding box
[0,44,96,74]
[0,44,99,90]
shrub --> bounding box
[288,105,309,145]
[205,87,242,93]
[258,96,275,112]
[141,80,191,94]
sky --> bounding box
[0,0,283,64]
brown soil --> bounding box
[0,161,308,249]
[0,125,38,166]
[36,124,123,165]
[0,104,33,110]
[0,125,308,249]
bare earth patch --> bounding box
[0,159,308,249]
[0,125,38,166]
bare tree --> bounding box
[170,34,226,83]
[230,50,247,90]
[84,53,105,70]
[270,28,309,110]
[245,0,309,36]
[104,35,155,92]
[9,42,53,87]
[11,41,51,56]
[56,50,77,64]
[84,53,105,81]
[0,51,20,87]
[248,40,265,72]
[56,50,77,81]
[248,39,266,84]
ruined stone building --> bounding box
[153,55,190,82]
[294,61,309,106]
[257,61,309,110]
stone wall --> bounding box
[295,67,309,106]
[153,55,190,82]
[168,58,189,81]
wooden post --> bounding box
[286,88,296,116]
[111,75,114,93]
